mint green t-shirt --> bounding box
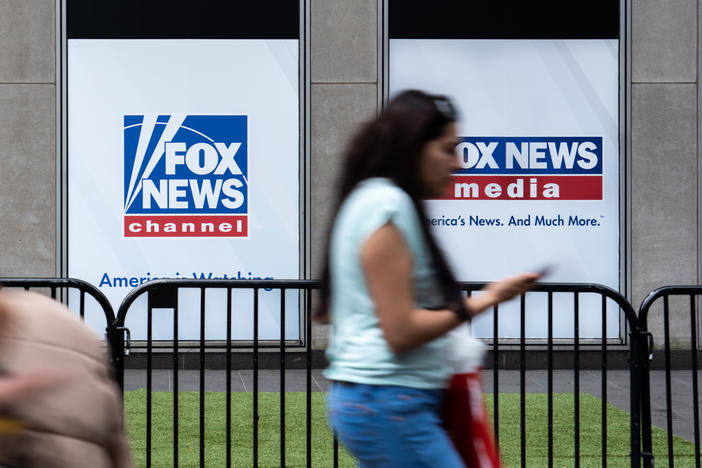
[323,178,449,389]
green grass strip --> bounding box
[125,390,353,468]
[488,394,696,468]
[124,391,697,468]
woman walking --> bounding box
[318,90,540,467]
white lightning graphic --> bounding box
[124,114,157,210]
[125,114,186,211]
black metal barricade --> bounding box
[116,279,319,468]
[0,277,120,376]
[639,286,702,468]
[115,279,649,468]
[461,282,646,468]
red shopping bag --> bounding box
[443,369,502,468]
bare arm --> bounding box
[361,223,538,353]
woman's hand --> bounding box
[466,272,541,318]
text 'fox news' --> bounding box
[439,136,604,201]
[123,114,248,237]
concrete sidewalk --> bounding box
[124,369,701,443]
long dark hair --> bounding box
[315,90,464,322]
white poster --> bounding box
[68,39,300,340]
[390,39,620,339]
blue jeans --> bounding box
[327,382,465,468]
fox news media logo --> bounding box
[123,114,248,237]
[437,137,604,201]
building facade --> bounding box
[0,0,699,350]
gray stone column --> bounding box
[310,0,379,347]
[0,0,56,276]
[631,0,698,347]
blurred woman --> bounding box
[318,90,539,467]
[0,290,132,468]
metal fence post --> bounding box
[629,327,643,468]
[639,329,655,468]
[107,323,127,392]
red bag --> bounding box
[444,369,503,468]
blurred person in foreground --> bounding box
[0,289,132,468]
[317,90,540,467]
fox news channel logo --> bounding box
[436,137,604,201]
[123,114,248,237]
